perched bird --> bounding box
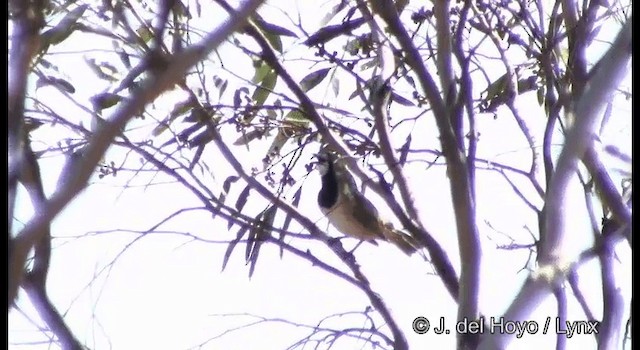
[315,151,419,255]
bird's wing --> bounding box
[331,160,420,255]
[335,167,386,240]
[349,190,386,240]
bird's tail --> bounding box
[381,223,421,255]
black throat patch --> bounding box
[318,160,339,209]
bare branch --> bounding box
[20,136,83,349]
[478,221,629,349]
[554,285,568,350]
[567,269,596,322]
[369,1,481,343]
[541,18,631,264]
[8,0,47,309]
[478,18,631,350]
[365,0,423,241]
[9,0,266,310]
[433,0,460,139]
[597,220,627,350]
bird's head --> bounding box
[314,151,332,176]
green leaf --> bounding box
[152,100,195,136]
[264,110,310,160]
[331,77,340,96]
[218,175,239,204]
[360,56,379,71]
[537,86,545,106]
[40,59,54,69]
[90,93,122,111]
[151,120,176,136]
[136,25,154,43]
[348,82,366,101]
[40,4,89,50]
[399,134,412,166]
[223,175,240,194]
[247,206,277,278]
[284,109,309,122]
[186,129,215,148]
[252,15,297,53]
[304,18,366,47]
[253,16,297,38]
[261,30,283,53]
[391,92,415,106]
[280,187,302,258]
[252,62,272,84]
[172,0,191,19]
[517,76,538,93]
[233,87,250,108]
[36,76,76,93]
[213,76,229,99]
[233,128,269,147]
[233,186,251,227]
[344,37,361,55]
[189,144,205,171]
[251,69,277,107]
[183,106,211,123]
[85,58,119,82]
[245,224,258,262]
[320,1,349,26]
[221,224,249,272]
[117,50,131,68]
[54,78,76,93]
[300,68,331,92]
[265,130,289,161]
[484,74,508,101]
[559,47,570,67]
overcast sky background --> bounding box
[9,1,631,349]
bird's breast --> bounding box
[321,201,379,241]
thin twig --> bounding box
[9,0,266,310]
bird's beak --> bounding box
[308,154,323,171]
[312,153,327,164]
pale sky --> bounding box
[9,1,631,349]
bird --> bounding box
[315,150,420,255]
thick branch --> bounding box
[541,19,631,264]
[598,220,627,350]
[8,0,46,308]
[582,147,631,227]
[369,1,481,344]
[365,0,422,234]
[478,18,632,350]
[22,142,84,349]
[478,222,629,350]
[554,285,568,350]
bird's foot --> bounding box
[327,238,357,264]
[327,237,342,248]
